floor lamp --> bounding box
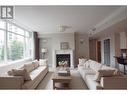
[41,48,47,59]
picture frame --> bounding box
[60,42,69,50]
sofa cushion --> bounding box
[32,60,39,69]
[24,63,34,73]
[94,69,116,82]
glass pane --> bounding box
[0,20,5,29]
[25,31,30,37]
[0,30,4,64]
[16,27,24,35]
[7,23,15,32]
[8,23,24,36]
[7,32,24,62]
[25,38,30,57]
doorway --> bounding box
[104,39,110,66]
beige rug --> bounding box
[36,69,88,90]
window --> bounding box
[0,30,4,64]
[7,33,24,62]
[0,20,33,65]
[0,20,5,29]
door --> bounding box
[96,41,101,63]
[104,39,110,66]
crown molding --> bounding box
[93,7,127,34]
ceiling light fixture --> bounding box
[58,25,71,32]
[88,27,96,36]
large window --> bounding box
[7,33,24,62]
[0,30,4,64]
[0,20,33,64]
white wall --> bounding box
[75,33,89,66]
[39,33,75,67]
[120,32,127,49]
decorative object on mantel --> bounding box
[41,48,48,59]
[60,42,69,50]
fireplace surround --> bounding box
[53,50,74,69]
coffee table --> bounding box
[52,68,72,89]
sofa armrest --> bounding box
[78,64,84,68]
[0,75,24,89]
[100,76,127,89]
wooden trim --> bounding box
[96,41,101,63]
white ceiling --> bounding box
[14,6,122,35]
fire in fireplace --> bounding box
[56,54,70,67]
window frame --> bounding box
[0,20,33,66]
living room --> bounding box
[0,5,127,90]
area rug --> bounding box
[36,69,88,90]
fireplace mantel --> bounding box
[53,50,74,69]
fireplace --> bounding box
[53,50,74,69]
[56,54,70,67]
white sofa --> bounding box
[0,60,48,89]
[78,59,127,90]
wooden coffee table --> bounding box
[52,69,72,89]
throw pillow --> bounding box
[79,58,86,65]
[39,59,47,66]
[94,69,116,82]
[32,60,39,69]
[11,69,31,81]
[24,63,34,73]
[84,60,90,68]
[7,70,13,76]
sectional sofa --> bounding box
[78,59,127,89]
[0,60,48,89]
